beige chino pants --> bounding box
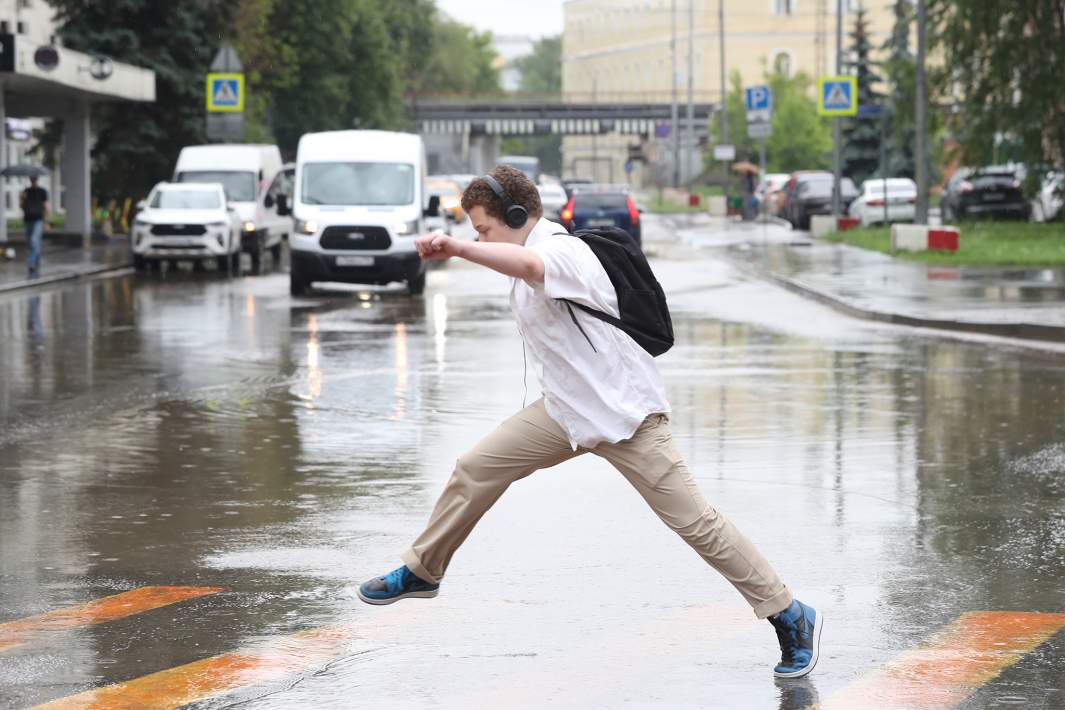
[402,399,793,619]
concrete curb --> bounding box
[0,262,133,295]
[724,255,1065,344]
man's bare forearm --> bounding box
[455,240,544,283]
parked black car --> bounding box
[783,172,858,230]
[940,167,1029,221]
[560,185,642,246]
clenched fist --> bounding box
[415,231,463,260]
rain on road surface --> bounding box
[2,216,1064,709]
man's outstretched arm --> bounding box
[415,232,544,284]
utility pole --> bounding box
[914,0,928,224]
[671,0,680,187]
[686,0,695,191]
[719,0,729,209]
[831,0,843,218]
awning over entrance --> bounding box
[0,33,156,243]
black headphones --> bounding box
[482,174,529,229]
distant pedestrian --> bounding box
[21,176,50,278]
[358,165,823,679]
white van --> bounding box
[174,144,293,273]
[284,130,439,296]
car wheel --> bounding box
[290,271,308,296]
[229,251,243,277]
[407,270,426,296]
[249,236,264,275]
[271,241,283,263]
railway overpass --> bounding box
[408,96,719,179]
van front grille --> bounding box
[320,225,391,250]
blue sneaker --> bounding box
[768,600,823,678]
[357,565,439,605]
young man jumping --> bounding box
[358,166,822,678]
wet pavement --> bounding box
[675,215,1065,334]
[2,215,1065,709]
[0,236,132,293]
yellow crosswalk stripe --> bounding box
[0,586,223,653]
[819,611,1065,709]
[28,624,357,710]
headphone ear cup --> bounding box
[506,204,528,228]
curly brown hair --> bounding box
[461,165,543,224]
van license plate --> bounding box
[336,255,374,267]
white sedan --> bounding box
[1030,170,1063,223]
[537,183,569,221]
[848,178,917,226]
[131,182,244,274]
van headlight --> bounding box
[242,221,256,232]
[207,220,228,227]
[393,220,419,236]
[296,219,318,235]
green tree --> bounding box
[50,0,233,198]
[841,7,884,184]
[928,0,1065,172]
[233,0,298,145]
[420,19,501,94]
[881,0,916,178]
[267,0,437,154]
[707,70,832,174]
[513,36,561,95]
[503,35,562,175]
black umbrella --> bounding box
[0,164,49,178]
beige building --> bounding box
[562,0,897,185]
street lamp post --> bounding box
[915,0,929,224]
[686,0,695,192]
[671,0,680,188]
[831,0,843,218]
[719,0,728,209]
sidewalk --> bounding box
[0,235,132,294]
[668,214,1065,343]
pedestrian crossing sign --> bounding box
[206,73,244,112]
[817,76,857,117]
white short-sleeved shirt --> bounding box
[510,217,670,449]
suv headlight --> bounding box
[393,219,419,236]
[207,220,228,226]
[296,219,318,235]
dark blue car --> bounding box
[560,187,642,246]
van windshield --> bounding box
[302,162,414,206]
[176,171,256,202]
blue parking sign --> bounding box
[745,86,771,113]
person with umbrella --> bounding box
[19,171,50,278]
[732,162,760,221]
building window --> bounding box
[772,50,794,77]
[773,0,795,15]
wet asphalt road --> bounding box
[2,215,1064,709]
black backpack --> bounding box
[554,228,674,357]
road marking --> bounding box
[820,611,1065,709]
[0,586,223,653]
[29,624,359,710]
